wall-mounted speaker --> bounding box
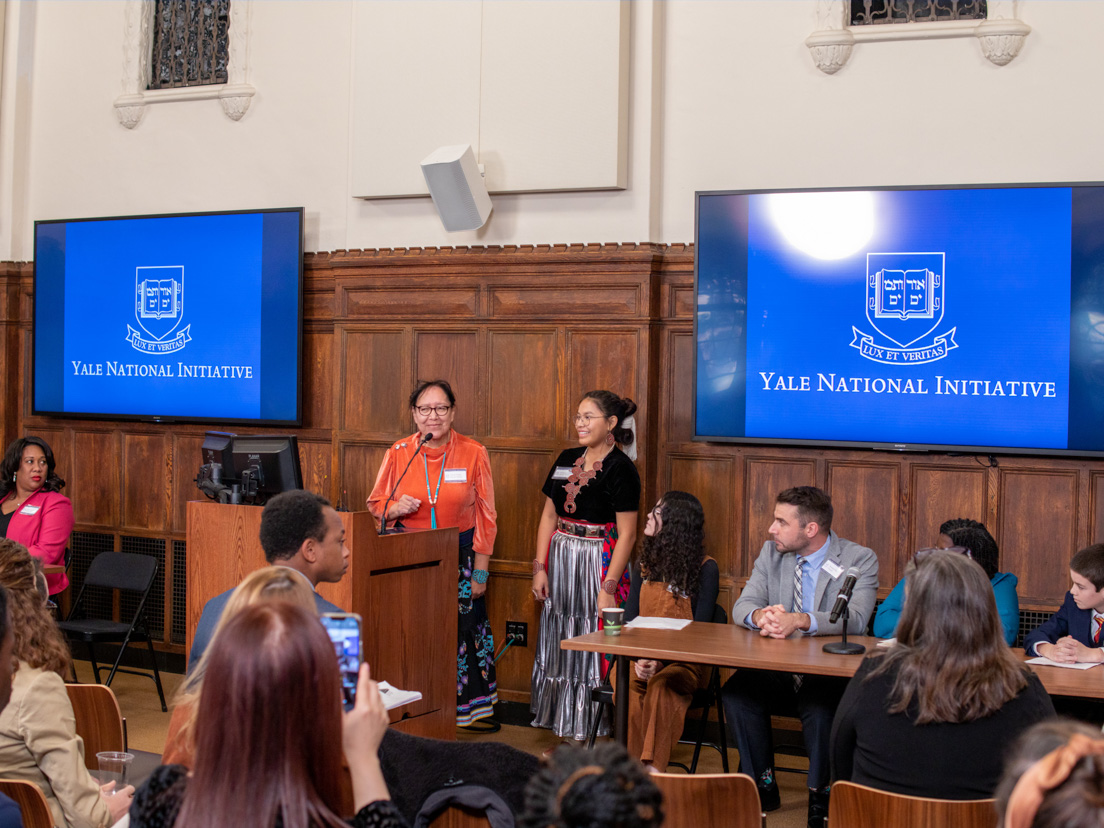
[419,145,493,232]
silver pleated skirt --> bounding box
[530,530,607,740]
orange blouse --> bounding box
[367,431,497,557]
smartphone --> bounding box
[320,612,363,711]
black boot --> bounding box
[807,786,830,828]
[756,769,780,812]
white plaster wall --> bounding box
[3,0,1104,258]
[659,0,1104,241]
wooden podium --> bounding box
[186,501,458,740]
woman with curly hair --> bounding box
[621,491,718,771]
[0,540,132,827]
[519,742,662,828]
[873,517,1019,644]
[0,436,74,595]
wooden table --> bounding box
[562,623,1104,744]
[43,565,64,575]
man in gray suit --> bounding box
[721,486,878,828]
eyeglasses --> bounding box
[414,405,452,417]
[573,414,608,426]
[914,545,972,565]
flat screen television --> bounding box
[695,184,1104,457]
[33,207,303,425]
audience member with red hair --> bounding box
[130,602,401,828]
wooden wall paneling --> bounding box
[172,433,206,532]
[122,432,168,532]
[662,330,695,446]
[485,569,543,703]
[70,430,119,526]
[342,284,479,318]
[487,329,560,441]
[826,461,900,588]
[999,469,1078,608]
[298,439,334,504]
[29,426,68,473]
[302,328,334,431]
[486,448,558,565]
[1090,472,1104,547]
[744,458,817,573]
[338,442,389,516]
[907,465,987,561]
[565,326,644,450]
[489,284,642,318]
[339,327,408,434]
[413,329,480,436]
[567,330,640,420]
[666,453,739,579]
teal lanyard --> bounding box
[422,449,447,529]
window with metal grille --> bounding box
[149,0,230,90]
[850,0,987,25]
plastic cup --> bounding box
[96,751,134,793]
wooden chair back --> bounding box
[66,683,126,770]
[0,778,54,828]
[827,781,997,828]
[652,772,764,828]
[429,804,495,828]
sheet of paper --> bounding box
[377,680,423,709]
[1025,657,1102,671]
[624,617,692,631]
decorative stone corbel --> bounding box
[806,0,1030,75]
[114,0,255,128]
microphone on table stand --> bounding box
[823,567,866,655]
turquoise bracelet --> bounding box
[472,568,489,584]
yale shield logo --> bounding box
[126,266,192,354]
[850,252,957,365]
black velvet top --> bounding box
[830,657,1056,799]
[540,447,640,523]
[129,765,410,828]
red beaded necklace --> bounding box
[563,446,613,514]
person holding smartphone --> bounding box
[131,602,403,828]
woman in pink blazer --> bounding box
[0,437,73,595]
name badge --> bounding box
[443,468,468,483]
[822,560,843,580]
[551,466,572,480]
[19,505,40,516]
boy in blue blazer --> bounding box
[1024,543,1104,663]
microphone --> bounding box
[379,433,433,535]
[828,567,861,624]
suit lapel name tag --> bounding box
[19,505,40,516]
[822,559,843,580]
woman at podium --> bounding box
[0,437,73,596]
[367,380,499,729]
[530,390,640,740]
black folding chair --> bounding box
[57,552,167,711]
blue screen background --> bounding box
[33,210,301,423]
[696,187,1083,451]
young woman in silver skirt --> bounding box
[530,390,641,740]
